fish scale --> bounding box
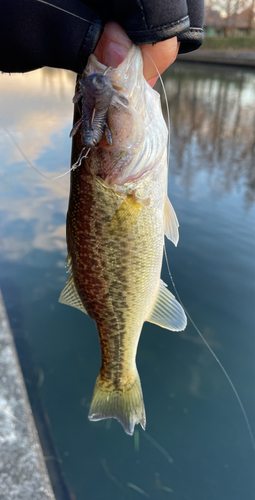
[59,45,187,435]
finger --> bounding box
[94,21,132,68]
[141,38,180,87]
[94,22,180,88]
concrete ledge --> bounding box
[0,291,55,500]
[177,50,255,68]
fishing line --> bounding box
[12,1,255,450]
[4,127,50,180]
[4,128,90,180]
[142,51,170,163]
[163,244,255,451]
[147,48,255,452]
[36,0,99,25]
[35,0,131,48]
[35,0,135,67]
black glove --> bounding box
[113,0,204,52]
[0,0,204,74]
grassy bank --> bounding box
[201,36,255,50]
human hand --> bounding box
[94,21,180,87]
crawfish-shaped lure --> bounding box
[70,71,129,147]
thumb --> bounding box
[94,21,132,68]
[141,38,180,87]
[93,22,179,88]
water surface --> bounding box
[0,62,254,500]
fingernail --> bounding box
[104,42,129,68]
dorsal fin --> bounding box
[164,196,179,247]
[147,280,187,331]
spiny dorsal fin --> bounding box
[147,280,187,331]
[59,272,88,315]
[164,196,179,247]
[109,195,142,234]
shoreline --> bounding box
[177,49,255,68]
[0,291,56,500]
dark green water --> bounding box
[0,62,254,500]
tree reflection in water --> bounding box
[159,63,255,206]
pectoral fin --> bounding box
[109,195,142,234]
[147,280,187,331]
[113,89,129,106]
[111,93,131,115]
[59,272,88,315]
[164,196,179,247]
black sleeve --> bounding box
[113,0,204,53]
[177,0,205,53]
[0,0,204,74]
[0,0,104,74]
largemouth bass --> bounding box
[59,46,187,435]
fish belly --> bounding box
[66,161,165,434]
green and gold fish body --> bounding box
[60,47,187,435]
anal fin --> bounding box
[59,271,88,315]
[147,280,187,331]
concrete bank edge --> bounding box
[0,290,56,500]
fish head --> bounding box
[81,46,168,188]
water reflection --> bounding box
[0,63,254,500]
[0,68,76,261]
[0,68,75,163]
[160,63,255,205]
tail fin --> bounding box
[88,370,146,435]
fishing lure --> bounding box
[70,72,129,147]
